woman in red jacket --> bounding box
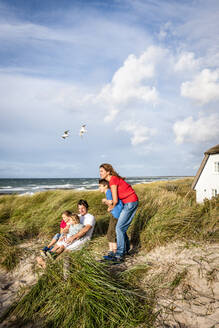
[99,163,138,262]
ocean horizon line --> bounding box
[0,175,193,179]
[0,176,193,196]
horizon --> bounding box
[0,175,193,179]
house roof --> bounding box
[204,144,219,155]
[191,144,219,190]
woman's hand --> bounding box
[102,199,113,206]
[107,204,115,211]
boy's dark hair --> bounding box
[62,210,72,216]
[99,179,109,188]
[78,199,89,209]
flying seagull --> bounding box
[79,124,87,137]
[62,130,69,139]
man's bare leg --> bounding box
[51,244,60,252]
[55,245,65,254]
[36,256,46,269]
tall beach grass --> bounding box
[0,178,218,271]
[0,178,218,326]
[1,250,155,328]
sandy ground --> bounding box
[0,240,219,328]
[122,241,219,328]
[0,240,43,320]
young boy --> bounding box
[99,179,123,260]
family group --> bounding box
[38,163,138,265]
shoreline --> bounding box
[0,177,194,196]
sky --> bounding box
[0,0,219,178]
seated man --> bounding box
[37,199,95,268]
[65,199,95,251]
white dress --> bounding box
[65,213,95,251]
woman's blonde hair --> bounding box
[70,213,80,224]
[99,163,125,180]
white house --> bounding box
[192,144,219,203]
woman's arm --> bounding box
[107,184,118,211]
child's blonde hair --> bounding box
[70,213,80,224]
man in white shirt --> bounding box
[37,199,95,268]
[65,199,95,251]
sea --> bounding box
[0,177,188,196]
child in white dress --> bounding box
[48,214,84,257]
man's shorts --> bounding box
[107,215,117,243]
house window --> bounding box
[212,189,218,197]
[214,162,219,173]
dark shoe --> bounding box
[112,255,124,263]
[102,251,116,261]
[108,251,116,257]
[42,246,50,252]
[103,254,116,261]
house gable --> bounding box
[192,144,219,190]
[191,155,209,190]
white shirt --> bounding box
[79,213,95,240]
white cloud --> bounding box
[0,22,71,43]
[96,46,165,121]
[173,114,219,144]
[117,121,157,146]
[104,108,119,123]
[174,52,200,72]
[181,69,219,104]
[0,72,88,114]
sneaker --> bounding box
[112,256,124,263]
[103,251,115,260]
[102,251,115,261]
[42,246,50,252]
[103,254,115,261]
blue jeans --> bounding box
[115,201,138,257]
[53,233,62,241]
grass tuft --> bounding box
[1,250,156,328]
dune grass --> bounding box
[0,178,218,326]
[0,190,109,270]
[0,178,218,271]
[1,250,156,328]
[131,179,219,251]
